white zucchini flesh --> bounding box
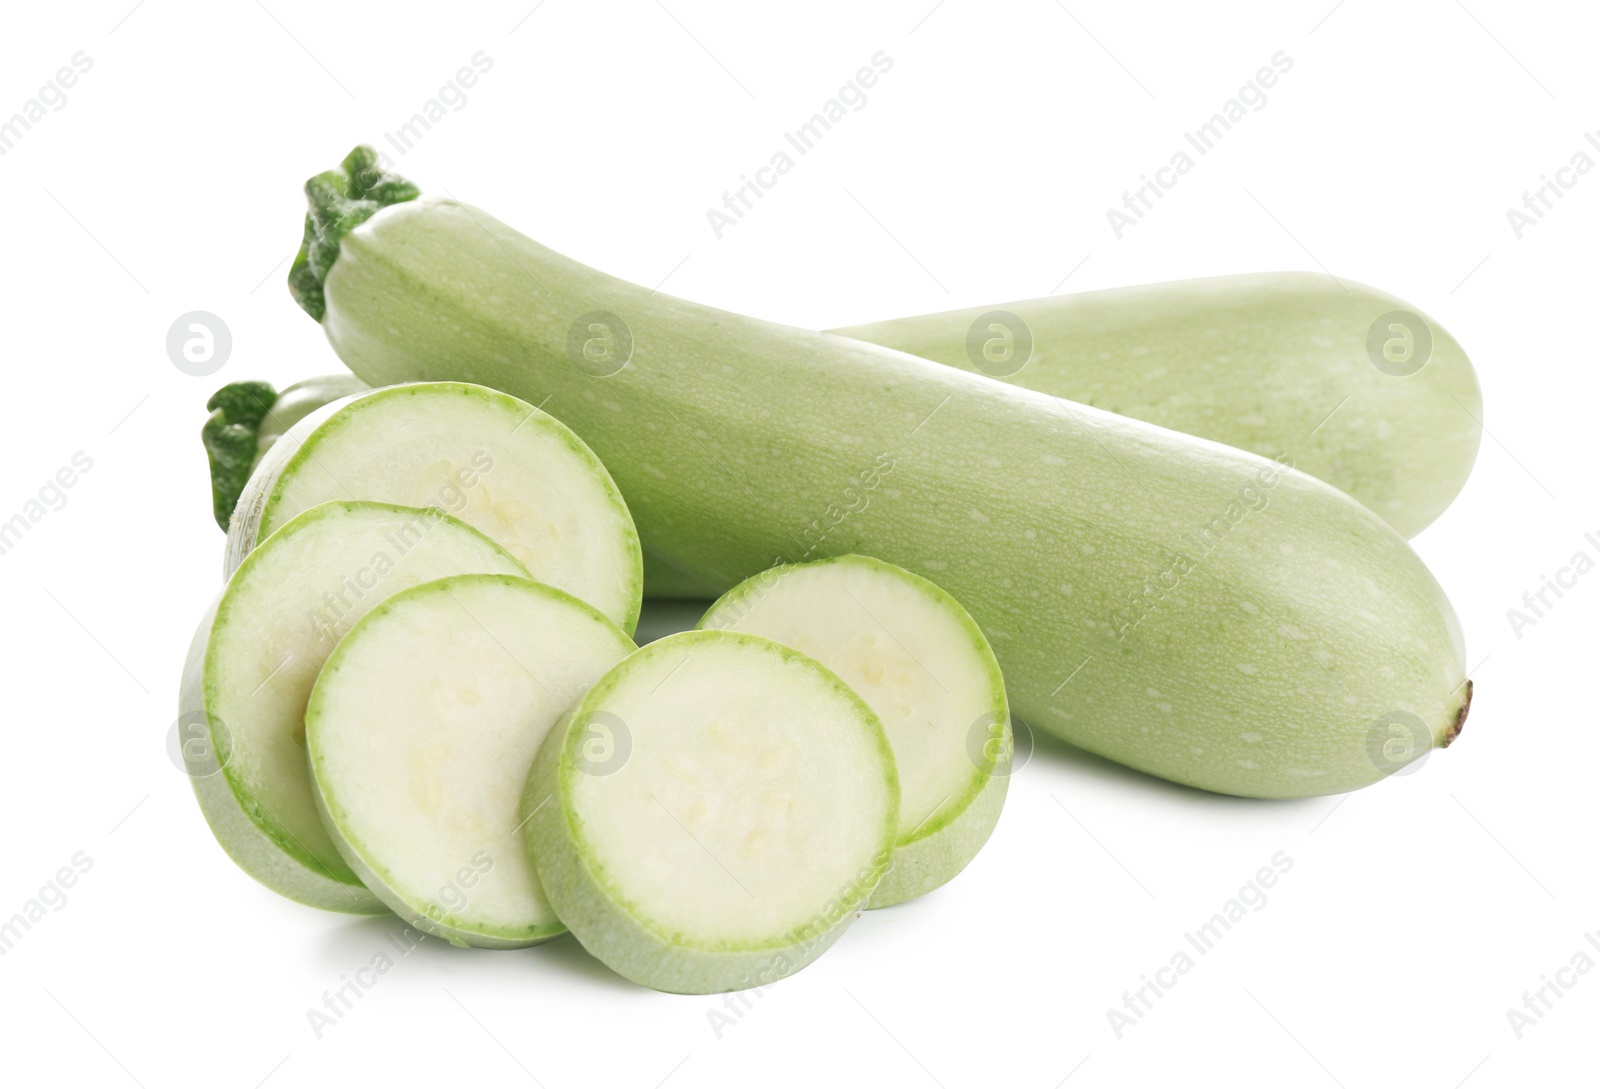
[182,501,528,912]
[306,574,635,947]
[226,381,642,634]
[698,556,1009,907]
[522,630,899,993]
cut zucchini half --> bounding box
[181,501,528,912]
[522,630,899,993]
[225,381,642,634]
[699,556,1009,907]
[306,574,636,947]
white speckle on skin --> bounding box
[1237,760,1258,770]
[1240,731,1262,743]
[969,509,991,523]
[1236,662,1258,675]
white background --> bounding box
[0,1,1594,1085]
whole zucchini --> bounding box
[834,274,1482,540]
[290,149,1471,798]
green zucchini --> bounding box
[522,629,898,993]
[181,500,529,911]
[833,274,1481,539]
[224,380,643,633]
[290,149,1471,799]
[698,555,1009,907]
[306,573,635,946]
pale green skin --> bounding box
[181,500,529,912]
[180,596,387,914]
[315,195,1470,798]
[255,374,370,459]
[833,273,1483,540]
[520,630,899,994]
[697,555,1009,908]
[307,574,636,948]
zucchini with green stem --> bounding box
[288,149,1471,799]
[203,375,369,532]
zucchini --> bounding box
[181,500,528,911]
[698,555,1008,907]
[292,150,1471,798]
[521,630,898,993]
[226,381,642,633]
[306,573,635,947]
[204,377,369,532]
[833,274,1481,539]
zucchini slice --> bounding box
[699,556,1009,907]
[307,574,634,946]
[181,501,527,912]
[522,630,899,993]
[226,381,642,634]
